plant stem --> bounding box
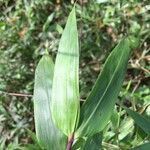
[66,133,74,150]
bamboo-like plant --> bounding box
[33,6,143,150]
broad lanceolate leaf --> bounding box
[33,54,67,150]
[51,7,80,136]
[125,108,150,134]
[76,37,133,137]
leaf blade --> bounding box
[76,37,133,137]
[33,54,67,150]
[51,7,80,136]
[125,108,150,134]
[132,142,150,150]
[83,132,103,150]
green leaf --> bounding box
[51,7,80,136]
[72,138,86,150]
[76,37,133,137]
[111,108,120,130]
[132,142,150,150]
[33,54,67,150]
[72,133,102,150]
[26,129,42,149]
[43,13,55,32]
[56,24,63,34]
[83,132,103,150]
[125,108,150,135]
[21,144,42,150]
[118,117,134,140]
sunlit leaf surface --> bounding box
[33,54,67,149]
[51,7,80,136]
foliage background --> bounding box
[0,0,149,149]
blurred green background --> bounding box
[0,0,149,149]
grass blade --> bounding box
[132,142,150,150]
[125,108,150,134]
[83,132,103,150]
[51,7,80,136]
[33,54,67,149]
[76,37,133,137]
